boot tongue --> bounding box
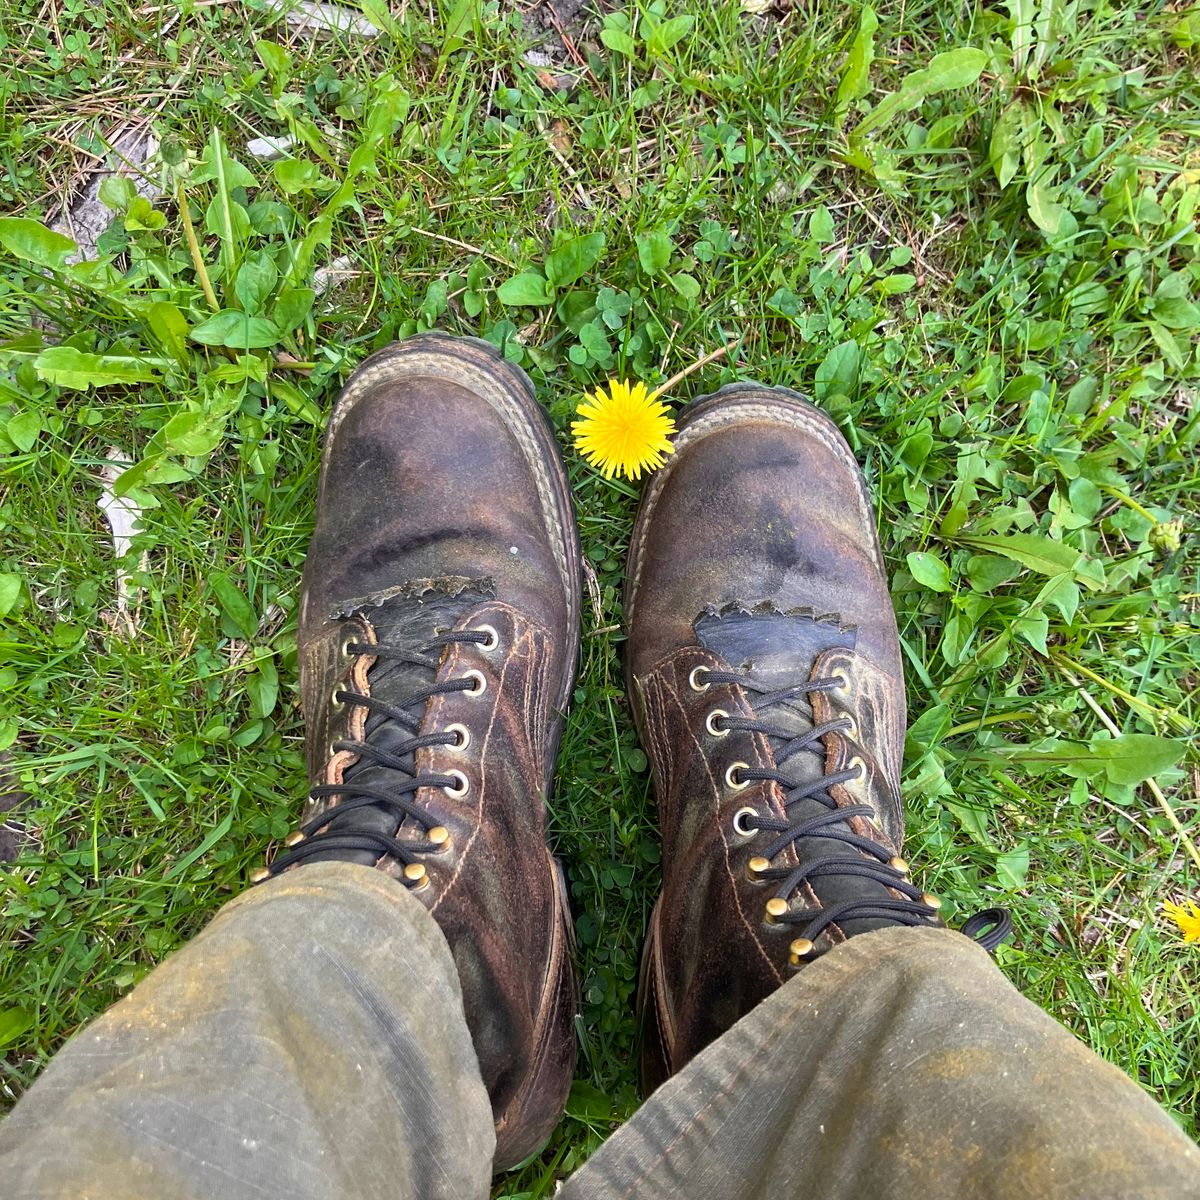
[695,606,897,938]
[357,583,490,741]
[315,579,493,867]
[694,606,855,690]
[695,606,855,788]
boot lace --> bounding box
[697,665,1012,958]
[260,628,494,884]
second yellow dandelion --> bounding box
[1164,898,1200,944]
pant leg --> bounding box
[563,926,1200,1200]
[0,862,494,1200]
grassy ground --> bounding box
[1,0,1198,1188]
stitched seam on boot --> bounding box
[495,851,572,1146]
[424,603,552,917]
[658,654,785,988]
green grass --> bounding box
[2,0,1199,1187]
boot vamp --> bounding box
[628,406,901,690]
[627,389,914,1073]
[290,340,579,1166]
[299,371,569,646]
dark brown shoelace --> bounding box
[699,666,1012,957]
[258,628,493,884]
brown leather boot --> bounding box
[255,335,581,1169]
[626,383,1008,1092]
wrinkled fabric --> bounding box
[2,864,1197,1200]
[564,926,1200,1200]
[0,864,494,1200]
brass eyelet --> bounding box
[404,862,429,888]
[846,755,866,783]
[250,865,271,884]
[889,855,910,875]
[732,805,759,837]
[830,669,850,692]
[443,723,471,752]
[442,769,470,798]
[765,897,789,923]
[841,714,858,739]
[789,936,815,965]
[747,855,771,880]
[329,686,346,715]
[725,761,751,791]
[339,631,358,661]
[923,891,943,911]
[474,624,499,651]
[688,665,711,693]
[427,825,451,850]
[284,830,304,847]
[462,669,487,696]
[706,708,730,737]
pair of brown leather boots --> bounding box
[254,335,991,1169]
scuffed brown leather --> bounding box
[626,384,911,1091]
[296,336,580,1169]
[299,339,578,658]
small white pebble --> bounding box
[509,546,519,555]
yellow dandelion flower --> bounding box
[571,379,677,481]
[1164,898,1200,944]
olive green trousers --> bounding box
[2,863,1196,1198]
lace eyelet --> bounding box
[732,806,759,837]
[830,669,850,692]
[846,754,866,782]
[688,665,712,693]
[725,761,751,791]
[462,669,487,696]
[789,937,815,965]
[442,769,470,798]
[340,632,359,660]
[329,686,346,715]
[706,708,730,737]
[474,624,499,652]
[841,714,858,739]
[747,855,771,880]
[443,723,470,751]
